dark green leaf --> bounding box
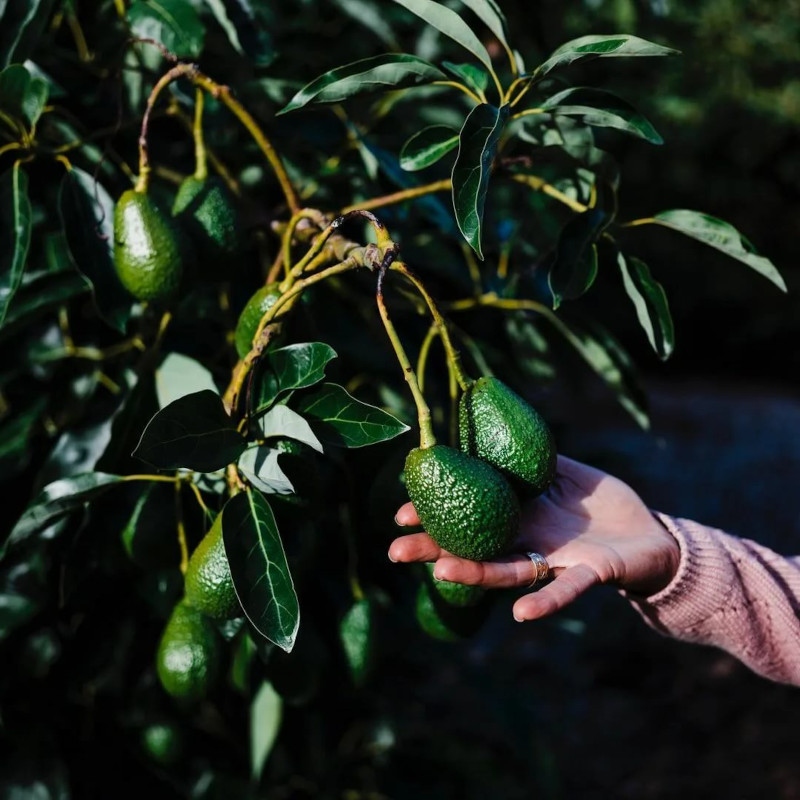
[278,54,446,114]
[295,383,410,448]
[0,163,31,327]
[548,208,609,309]
[253,342,337,414]
[332,0,400,48]
[222,490,299,652]
[0,63,49,131]
[452,103,509,258]
[128,0,206,59]
[0,396,46,480]
[340,597,374,686]
[400,125,460,172]
[649,210,786,291]
[132,390,246,472]
[617,252,674,360]
[201,0,274,65]
[239,446,294,495]
[251,681,282,779]
[258,406,323,453]
[456,0,510,55]
[0,551,48,640]
[442,61,489,95]
[0,0,58,68]
[58,167,132,333]
[540,87,663,144]
[156,352,217,408]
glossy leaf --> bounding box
[452,103,509,258]
[0,163,31,327]
[295,383,410,448]
[649,210,787,291]
[534,34,679,79]
[251,681,282,779]
[442,61,489,95]
[389,0,493,70]
[278,54,445,114]
[58,168,132,333]
[400,125,459,172]
[456,0,510,54]
[253,342,337,414]
[617,252,674,360]
[258,406,323,453]
[156,352,217,409]
[132,390,246,472]
[238,446,294,495]
[222,490,299,652]
[0,64,48,131]
[127,0,206,59]
[0,0,58,68]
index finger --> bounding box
[394,502,421,527]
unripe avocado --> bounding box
[404,445,519,562]
[114,189,184,302]
[172,175,241,260]
[426,563,485,607]
[460,377,556,497]
[415,583,461,641]
[184,515,240,620]
[140,722,184,766]
[234,283,283,358]
[156,600,220,702]
[415,583,490,641]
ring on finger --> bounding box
[525,551,551,587]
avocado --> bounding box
[234,283,283,358]
[415,582,490,641]
[140,721,184,766]
[426,562,485,607]
[404,445,519,562]
[114,189,184,302]
[339,596,374,685]
[460,377,556,497]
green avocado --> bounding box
[114,189,184,302]
[234,283,283,358]
[140,721,184,766]
[339,597,374,685]
[425,562,485,607]
[415,582,490,641]
[156,600,220,702]
[460,377,556,497]
[184,514,240,620]
[404,445,519,562]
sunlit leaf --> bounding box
[156,352,217,409]
[442,61,489,96]
[128,0,206,59]
[0,163,31,327]
[340,596,374,686]
[257,405,323,453]
[238,446,294,495]
[0,63,48,131]
[201,0,273,65]
[400,125,459,172]
[456,0,510,55]
[251,681,282,779]
[0,0,58,68]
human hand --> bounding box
[389,455,681,622]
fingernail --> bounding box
[513,614,525,623]
[393,514,405,527]
[432,570,443,582]
[387,550,397,563]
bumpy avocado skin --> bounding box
[114,190,184,302]
[404,445,519,562]
[234,283,282,358]
[184,515,239,620]
[460,377,556,497]
[426,563,485,607]
[172,176,241,259]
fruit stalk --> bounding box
[191,87,208,181]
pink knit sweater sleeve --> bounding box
[627,514,800,685]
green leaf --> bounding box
[251,681,282,779]
[294,383,410,448]
[648,210,787,291]
[278,54,446,114]
[0,0,58,68]
[340,597,374,686]
[540,87,663,145]
[548,208,609,309]
[0,163,31,327]
[58,168,132,333]
[534,34,679,79]
[442,61,489,95]
[0,64,49,131]
[0,550,48,641]
[258,406,323,453]
[617,252,674,360]
[127,0,206,59]
[222,490,299,652]
[451,103,509,258]
[201,0,273,65]
[456,0,510,54]
[238,446,294,495]
[0,396,46,480]
[332,0,400,48]
[132,390,246,472]
[400,125,460,171]
[253,342,337,414]
[389,0,493,70]
[3,473,123,556]
[156,352,217,409]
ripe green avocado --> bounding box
[172,175,241,260]
[404,445,519,562]
[184,514,240,620]
[156,600,220,702]
[234,283,283,358]
[426,562,485,607]
[460,377,556,497]
[114,189,184,302]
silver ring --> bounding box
[525,552,550,587]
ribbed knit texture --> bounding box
[627,514,800,686]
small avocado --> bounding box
[184,514,240,620]
[415,582,490,641]
[140,721,184,766]
[426,563,485,607]
[339,596,374,686]
[460,377,556,497]
[234,283,283,358]
[114,189,184,302]
[404,445,519,562]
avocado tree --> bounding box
[0,0,785,796]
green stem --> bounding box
[192,87,208,180]
[416,324,439,394]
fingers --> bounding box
[388,532,443,563]
[512,564,600,621]
[394,502,421,527]
[433,554,543,590]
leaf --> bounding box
[239,446,294,495]
[442,61,489,95]
[3,473,123,556]
[548,208,609,309]
[0,0,58,68]
[0,163,31,328]
[251,681,282,779]
[0,63,49,131]
[253,342,337,414]
[648,210,786,291]
[340,597,374,686]
[540,87,663,145]
[295,383,410,448]
[58,167,132,333]
[451,103,509,258]
[400,125,460,172]
[617,252,674,360]
[156,352,217,409]
[534,34,679,79]
[0,551,48,641]
[127,0,206,59]
[132,390,246,472]
[201,0,273,65]
[332,0,400,48]
[0,396,47,480]
[222,490,299,652]
[278,54,445,114]
[456,0,510,52]
[389,0,493,70]
[258,406,323,453]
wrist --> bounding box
[623,514,681,597]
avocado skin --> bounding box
[172,175,241,260]
[415,583,490,641]
[426,563,485,607]
[114,189,184,302]
[404,445,519,562]
[460,377,556,497]
[234,283,283,358]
